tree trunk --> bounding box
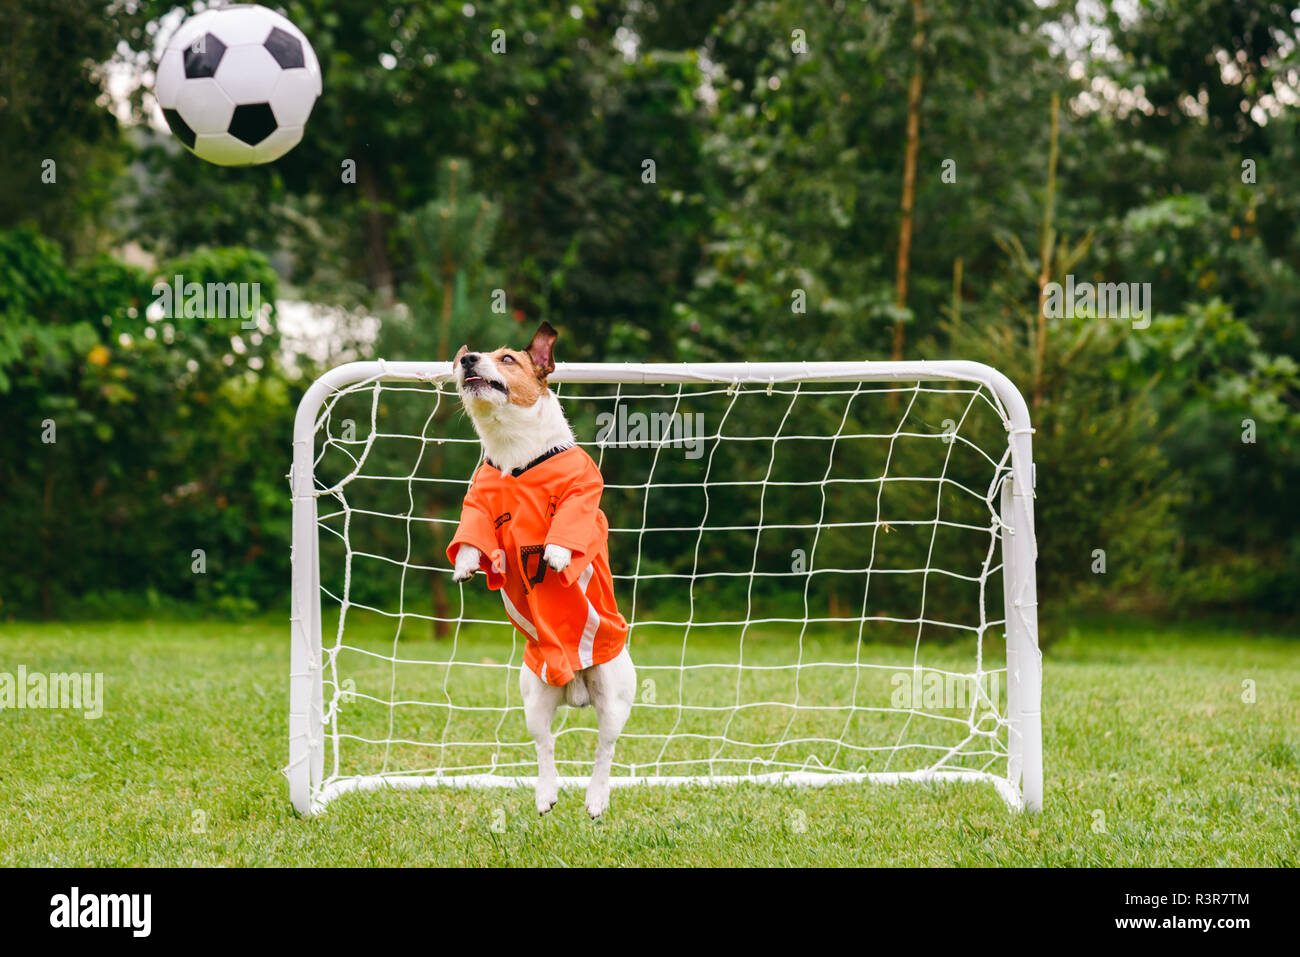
[40,466,54,619]
[358,159,395,307]
[951,256,963,324]
[428,171,461,639]
[891,0,926,368]
[425,262,458,639]
[1033,93,1061,410]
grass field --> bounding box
[0,617,1296,866]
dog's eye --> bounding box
[501,355,515,363]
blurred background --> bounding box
[1,0,1297,626]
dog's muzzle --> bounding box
[460,354,507,394]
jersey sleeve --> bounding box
[544,457,605,587]
[447,475,505,589]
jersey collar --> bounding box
[486,444,574,478]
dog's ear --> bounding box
[453,344,468,363]
[526,322,557,378]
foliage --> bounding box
[676,0,1068,361]
[0,227,298,617]
[0,0,155,252]
[1123,299,1300,610]
[1,0,1298,620]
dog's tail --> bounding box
[565,672,591,708]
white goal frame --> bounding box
[287,360,1043,814]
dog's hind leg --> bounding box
[520,666,565,814]
[584,648,637,818]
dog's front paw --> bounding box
[585,784,609,819]
[452,545,481,583]
[543,543,571,574]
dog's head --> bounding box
[453,322,557,412]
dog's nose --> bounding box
[460,352,479,369]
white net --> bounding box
[299,366,1029,808]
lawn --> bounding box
[0,617,1296,866]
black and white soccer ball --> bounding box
[155,4,321,166]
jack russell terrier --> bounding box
[447,321,636,818]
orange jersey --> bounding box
[447,445,628,687]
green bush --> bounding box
[0,227,299,618]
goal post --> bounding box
[287,360,1042,814]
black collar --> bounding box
[486,444,574,477]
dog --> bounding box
[447,321,636,818]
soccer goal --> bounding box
[287,360,1042,814]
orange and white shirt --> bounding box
[447,445,628,687]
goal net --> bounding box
[287,361,1042,814]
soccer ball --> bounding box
[155,4,321,166]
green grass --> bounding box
[0,617,1296,866]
